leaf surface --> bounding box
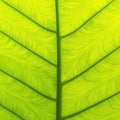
[0,0,120,120]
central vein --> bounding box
[55,0,62,120]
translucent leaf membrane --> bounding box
[1,0,120,120]
[61,0,120,82]
[59,0,112,36]
[0,1,56,64]
[2,0,56,31]
[0,71,55,120]
[63,49,120,117]
[65,93,120,120]
[62,0,120,119]
[0,0,56,119]
[0,106,21,120]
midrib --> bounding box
[55,0,62,120]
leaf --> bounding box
[0,0,120,120]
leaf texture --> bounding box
[1,0,120,120]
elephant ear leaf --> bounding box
[0,0,120,120]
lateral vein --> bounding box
[61,0,114,38]
[62,91,120,119]
[62,46,120,85]
[0,31,56,67]
[0,103,24,120]
[1,0,56,33]
[0,69,56,101]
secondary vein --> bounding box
[0,31,56,67]
[62,46,120,85]
[62,91,120,119]
[1,0,56,33]
[0,103,24,120]
[0,69,56,101]
[61,0,114,38]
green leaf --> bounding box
[0,0,120,120]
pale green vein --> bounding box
[0,104,23,120]
[62,91,120,119]
[61,0,114,38]
[0,31,56,67]
[55,0,62,120]
[62,46,120,85]
[0,69,56,101]
[1,0,56,33]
